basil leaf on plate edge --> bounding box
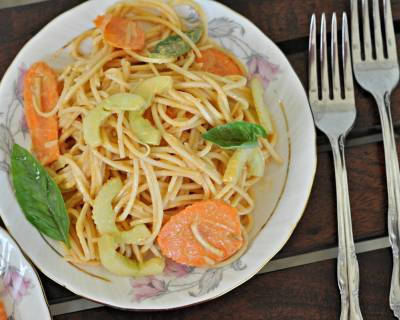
[10,144,70,248]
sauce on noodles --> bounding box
[18,0,282,276]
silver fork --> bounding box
[309,13,363,320]
[351,0,400,317]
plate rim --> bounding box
[0,227,52,319]
[0,0,317,311]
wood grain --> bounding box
[286,34,400,135]
[0,0,85,76]
[217,0,400,44]
[2,0,400,133]
[278,142,390,258]
[41,140,393,302]
[53,249,395,320]
[0,0,399,318]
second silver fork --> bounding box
[309,13,363,320]
[350,0,400,317]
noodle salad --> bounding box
[10,0,282,277]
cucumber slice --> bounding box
[223,148,253,184]
[128,111,161,145]
[135,76,173,106]
[116,224,152,245]
[99,234,165,277]
[93,178,122,234]
[100,93,146,112]
[83,106,111,147]
[250,76,273,134]
[248,147,265,177]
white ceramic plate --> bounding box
[0,0,316,310]
[0,228,51,319]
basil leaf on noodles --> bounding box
[150,27,203,58]
[202,121,267,149]
[10,144,70,248]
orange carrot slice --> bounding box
[196,48,243,76]
[157,200,243,267]
[94,14,112,31]
[0,301,7,320]
[98,15,145,50]
[23,62,60,165]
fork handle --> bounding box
[330,135,363,320]
[374,92,400,317]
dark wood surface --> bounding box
[1,0,400,318]
[53,249,394,320]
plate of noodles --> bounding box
[0,0,316,310]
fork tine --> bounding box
[372,0,384,59]
[308,14,318,102]
[362,0,373,60]
[343,13,355,99]
[321,13,329,99]
[384,0,398,60]
[351,0,362,62]
[331,13,341,99]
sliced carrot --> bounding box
[57,80,64,96]
[94,14,112,31]
[0,301,7,320]
[196,48,243,76]
[99,15,145,51]
[23,62,60,165]
[157,200,243,267]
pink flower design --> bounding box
[20,114,29,137]
[248,55,280,88]
[131,276,167,302]
[16,64,27,103]
[3,267,32,302]
[164,259,191,278]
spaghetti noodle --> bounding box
[28,0,281,274]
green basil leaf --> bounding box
[202,121,267,149]
[11,144,70,248]
[150,27,202,58]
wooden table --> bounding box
[1,0,400,318]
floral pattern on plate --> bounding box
[0,265,33,319]
[0,14,281,303]
[0,228,50,319]
[208,17,281,88]
[0,0,316,310]
[127,16,280,302]
[130,259,246,302]
[0,63,27,177]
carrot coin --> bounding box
[103,16,145,51]
[0,301,7,320]
[196,48,243,76]
[94,14,112,31]
[157,200,243,267]
[23,62,60,165]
